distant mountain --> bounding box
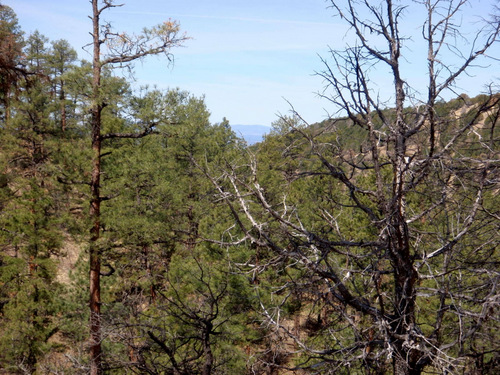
[230,125,271,145]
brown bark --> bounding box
[59,83,66,132]
[89,1,103,373]
[4,85,10,121]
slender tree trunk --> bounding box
[59,83,66,133]
[89,116,102,374]
[5,85,10,121]
[89,0,103,373]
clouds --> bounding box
[8,1,90,52]
[99,0,341,125]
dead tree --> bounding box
[206,1,499,374]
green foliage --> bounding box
[91,88,255,373]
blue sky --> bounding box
[5,0,499,126]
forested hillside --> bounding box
[0,1,499,375]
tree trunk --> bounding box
[89,0,102,373]
[202,322,213,375]
[394,352,427,375]
[59,82,66,133]
[394,357,411,375]
[5,85,10,121]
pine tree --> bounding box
[47,39,78,133]
[85,2,188,372]
[0,4,25,121]
[0,29,67,374]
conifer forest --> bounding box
[0,1,499,374]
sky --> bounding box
[5,0,499,126]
